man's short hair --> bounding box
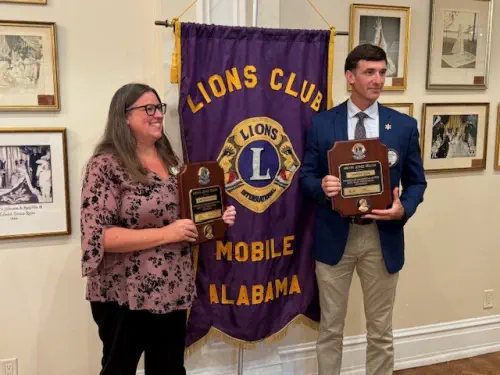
[344,44,388,72]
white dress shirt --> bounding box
[347,99,379,140]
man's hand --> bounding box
[321,175,341,197]
[363,187,405,221]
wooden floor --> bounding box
[395,352,500,374]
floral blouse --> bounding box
[80,153,196,314]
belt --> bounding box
[349,217,373,225]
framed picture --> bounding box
[421,103,489,172]
[0,128,70,239]
[426,0,493,89]
[0,20,59,111]
[0,0,46,4]
[383,102,414,117]
[494,104,500,171]
[349,4,411,91]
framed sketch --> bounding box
[426,0,493,89]
[0,128,70,239]
[349,4,411,91]
[421,103,489,172]
[494,104,500,171]
[383,102,414,117]
[0,0,46,3]
[0,20,59,111]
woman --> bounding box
[80,83,236,375]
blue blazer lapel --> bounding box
[334,101,349,142]
[378,103,393,146]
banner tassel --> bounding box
[170,18,181,84]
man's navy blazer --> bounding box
[299,101,427,274]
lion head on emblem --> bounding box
[274,134,301,188]
[217,135,243,192]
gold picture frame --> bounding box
[348,4,411,91]
[0,0,47,4]
[383,102,414,117]
[0,128,70,239]
[426,0,493,90]
[420,103,489,172]
[494,103,500,171]
[0,20,59,111]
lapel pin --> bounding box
[169,166,179,176]
[385,123,392,130]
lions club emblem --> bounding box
[198,166,210,185]
[216,117,300,213]
[352,143,366,160]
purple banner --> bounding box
[176,22,333,348]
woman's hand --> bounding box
[222,205,236,227]
[163,219,198,243]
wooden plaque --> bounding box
[328,138,391,217]
[178,161,226,244]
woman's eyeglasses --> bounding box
[126,103,167,116]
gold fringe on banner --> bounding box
[327,26,336,109]
[185,313,319,358]
[170,18,182,83]
[169,0,198,83]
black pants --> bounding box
[91,301,187,375]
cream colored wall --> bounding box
[280,0,500,337]
[0,0,165,374]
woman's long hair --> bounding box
[93,83,179,184]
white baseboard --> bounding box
[137,315,500,375]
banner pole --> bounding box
[252,0,258,27]
[237,345,244,375]
[154,20,349,35]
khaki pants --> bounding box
[315,223,399,375]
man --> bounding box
[300,44,426,375]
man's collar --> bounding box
[347,98,378,119]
